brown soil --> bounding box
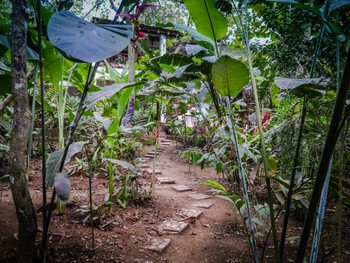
[0,139,251,263]
[2,137,349,262]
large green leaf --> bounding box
[42,41,73,89]
[85,83,136,108]
[47,11,133,63]
[274,77,327,98]
[46,141,86,186]
[211,55,249,97]
[106,158,137,174]
[183,0,228,42]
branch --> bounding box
[0,94,14,114]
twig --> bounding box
[100,219,116,229]
[0,94,14,114]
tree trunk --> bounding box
[9,1,38,262]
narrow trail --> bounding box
[134,135,250,262]
[0,135,251,263]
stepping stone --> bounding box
[158,220,189,234]
[140,168,150,173]
[146,169,162,175]
[177,208,203,219]
[144,154,157,158]
[172,185,192,192]
[193,202,213,209]
[188,193,211,200]
[157,177,175,184]
[147,238,171,255]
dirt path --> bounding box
[0,136,251,262]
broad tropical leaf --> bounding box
[48,11,133,63]
[106,158,137,174]
[46,141,86,186]
[43,41,73,89]
[86,83,136,108]
[211,55,249,97]
[274,77,327,98]
[183,0,228,41]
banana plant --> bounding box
[176,1,260,261]
[41,7,134,256]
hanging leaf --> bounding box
[85,83,137,108]
[274,77,327,98]
[106,158,137,174]
[275,77,328,89]
[292,84,326,98]
[54,172,71,204]
[42,41,73,89]
[46,141,87,186]
[211,55,249,97]
[183,0,228,41]
[47,11,133,63]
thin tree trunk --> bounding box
[9,1,37,262]
[121,43,135,127]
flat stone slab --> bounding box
[147,238,171,254]
[158,220,189,234]
[145,169,162,175]
[157,177,175,184]
[177,208,203,219]
[147,151,159,155]
[193,202,213,209]
[172,185,192,192]
[144,154,157,158]
[188,193,212,200]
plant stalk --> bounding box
[226,97,259,263]
[296,49,350,262]
[41,62,99,258]
[279,0,330,256]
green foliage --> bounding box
[183,0,228,42]
[46,141,86,187]
[211,56,250,97]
